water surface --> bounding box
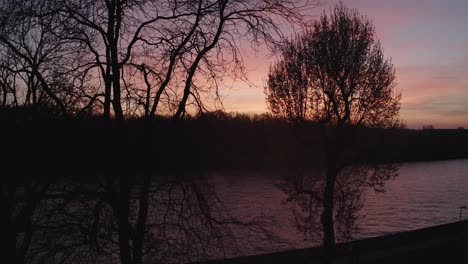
[210,159,468,254]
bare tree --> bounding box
[265,2,401,258]
[0,52,19,108]
[52,0,319,119]
[0,0,99,115]
[1,0,321,119]
[0,0,66,113]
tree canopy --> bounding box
[266,2,401,128]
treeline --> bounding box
[3,109,468,177]
[380,128,468,163]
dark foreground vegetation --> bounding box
[2,109,468,176]
[195,220,468,264]
[2,109,468,264]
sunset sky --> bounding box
[221,0,468,129]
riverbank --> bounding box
[193,220,468,264]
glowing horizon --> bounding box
[221,0,468,129]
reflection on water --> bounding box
[210,171,307,253]
[210,159,468,254]
[10,159,468,262]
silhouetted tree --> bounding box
[53,0,318,119]
[265,2,401,258]
[0,1,66,112]
[0,54,19,108]
[1,0,319,119]
[266,4,400,127]
[0,0,100,115]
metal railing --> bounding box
[460,206,467,221]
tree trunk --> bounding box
[112,177,132,264]
[105,171,133,264]
[111,65,124,120]
[321,159,337,262]
[321,128,342,263]
[116,210,132,264]
[140,67,151,118]
[1,81,7,108]
[110,38,124,120]
[104,73,112,120]
[105,0,124,120]
[31,75,37,107]
[133,175,151,264]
